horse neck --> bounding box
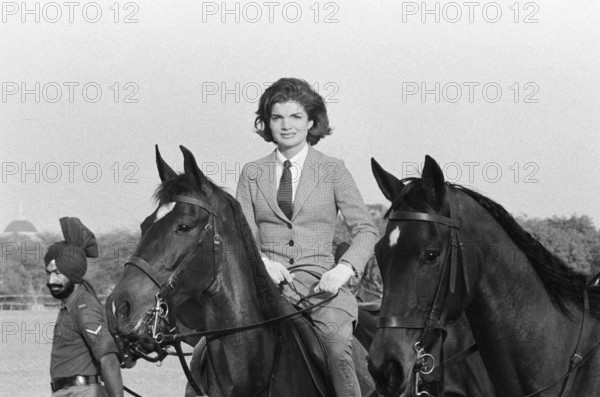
[197,212,287,395]
[457,193,584,392]
[205,221,285,325]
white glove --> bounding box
[314,263,355,294]
[261,256,294,285]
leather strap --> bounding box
[160,291,339,343]
[51,375,101,392]
[173,195,215,216]
[389,211,459,229]
[126,256,162,288]
[378,316,425,329]
[443,344,478,367]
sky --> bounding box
[1,0,599,234]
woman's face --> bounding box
[269,101,314,155]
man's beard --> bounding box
[47,280,75,299]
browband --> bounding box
[389,211,460,229]
[174,195,215,216]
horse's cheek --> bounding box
[416,273,437,311]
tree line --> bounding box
[1,208,599,300]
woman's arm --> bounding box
[332,159,379,277]
[236,163,293,284]
[236,164,261,247]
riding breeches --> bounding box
[309,304,361,397]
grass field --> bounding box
[1,310,192,396]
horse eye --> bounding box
[176,224,192,233]
[423,250,440,265]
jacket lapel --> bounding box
[255,151,290,222]
[292,147,323,221]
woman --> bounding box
[236,78,378,396]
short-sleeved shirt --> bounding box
[50,283,119,379]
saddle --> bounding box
[186,302,335,397]
[286,311,335,397]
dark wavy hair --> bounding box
[254,78,332,146]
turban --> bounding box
[44,217,98,284]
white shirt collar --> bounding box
[276,143,309,168]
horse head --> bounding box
[106,145,227,363]
[367,156,479,396]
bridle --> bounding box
[377,195,469,397]
[117,193,338,397]
[117,194,220,396]
[375,191,600,397]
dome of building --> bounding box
[4,219,38,233]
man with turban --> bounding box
[44,217,123,397]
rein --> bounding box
[121,194,339,396]
[377,194,600,397]
[157,290,338,343]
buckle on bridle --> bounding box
[414,342,436,397]
[152,293,171,343]
[413,342,435,375]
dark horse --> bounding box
[106,146,376,396]
[368,155,600,396]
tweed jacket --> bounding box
[236,146,378,317]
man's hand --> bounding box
[314,263,355,294]
[262,256,294,285]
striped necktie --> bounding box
[277,160,293,220]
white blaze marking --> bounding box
[389,226,401,247]
[155,202,175,222]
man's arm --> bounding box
[100,353,123,397]
[74,292,124,397]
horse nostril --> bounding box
[388,358,403,383]
[116,300,131,322]
[369,355,404,395]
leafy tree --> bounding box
[0,260,32,295]
[87,229,140,295]
[2,209,598,303]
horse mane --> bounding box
[453,185,589,315]
[224,190,284,317]
[153,174,281,317]
[386,178,589,316]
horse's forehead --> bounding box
[388,225,401,248]
[155,202,176,222]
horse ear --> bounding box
[371,158,404,202]
[180,145,212,196]
[421,155,446,205]
[155,145,177,182]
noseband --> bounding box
[377,196,470,397]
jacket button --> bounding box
[289,240,294,246]
[289,258,294,264]
[287,223,292,229]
